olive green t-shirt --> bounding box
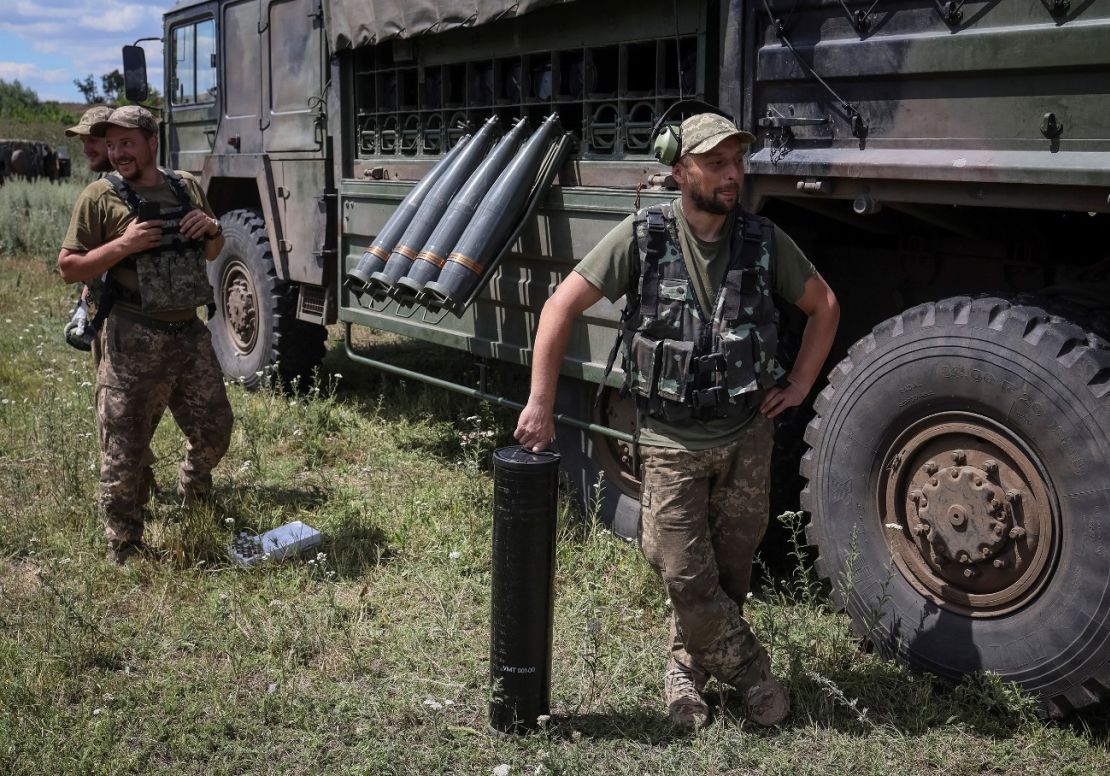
[62,171,215,322]
[575,199,817,450]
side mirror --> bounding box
[122,45,150,103]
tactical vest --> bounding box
[91,169,212,313]
[614,203,786,423]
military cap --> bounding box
[680,113,756,157]
[64,105,115,138]
[91,105,159,137]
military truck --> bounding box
[0,139,68,184]
[127,1,1109,714]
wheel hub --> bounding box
[222,263,258,354]
[591,386,641,498]
[881,416,1057,616]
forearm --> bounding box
[789,298,839,393]
[527,300,576,410]
[204,233,225,261]
[57,239,131,284]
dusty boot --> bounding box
[176,480,211,506]
[742,652,789,727]
[663,658,709,730]
[107,539,148,565]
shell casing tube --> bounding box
[395,120,531,300]
[421,113,561,310]
[366,115,500,293]
[489,446,560,734]
[345,133,472,291]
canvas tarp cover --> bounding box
[325,0,579,49]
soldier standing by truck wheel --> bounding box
[57,106,233,564]
[62,104,163,519]
[514,113,839,729]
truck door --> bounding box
[264,0,325,153]
[167,11,219,173]
[219,0,264,155]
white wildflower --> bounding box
[423,698,443,711]
[493,766,510,776]
[448,551,461,560]
[885,523,901,531]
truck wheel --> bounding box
[802,296,1110,715]
[206,209,326,390]
[554,377,641,541]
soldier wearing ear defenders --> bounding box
[515,112,839,729]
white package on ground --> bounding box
[228,520,322,566]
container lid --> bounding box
[493,445,561,471]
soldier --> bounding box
[515,113,839,729]
[57,105,233,564]
[64,105,115,174]
[63,104,163,527]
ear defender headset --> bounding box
[651,99,737,166]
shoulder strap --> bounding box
[104,171,142,214]
[719,213,764,320]
[635,204,673,320]
[160,168,195,212]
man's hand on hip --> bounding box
[759,378,808,419]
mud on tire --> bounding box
[802,296,1110,715]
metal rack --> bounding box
[353,35,701,159]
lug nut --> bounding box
[913,523,931,537]
[984,460,999,477]
[993,558,1008,569]
[991,499,1002,511]
[924,461,938,475]
[980,546,992,558]
[958,552,971,564]
[909,489,922,504]
[964,568,978,579]
[1007,489,1022,503]
[952,450,967,465]
[1009,526,1026,540]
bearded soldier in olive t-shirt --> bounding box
[57,106,233,564]
[515,113,839,730]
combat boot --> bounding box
[107,539,148,565]
[663,658,709,730]
[741,652,789,727]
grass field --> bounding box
[1,195,1109,774]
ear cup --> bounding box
[652,125,681,166]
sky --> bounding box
[0,1,171,103]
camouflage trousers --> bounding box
[638,415,774,688]
[95,313,233,545]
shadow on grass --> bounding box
[151,483,392,577]
[328,336,524,459]
[549,709,689,745]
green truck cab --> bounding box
[131,0,1110,715]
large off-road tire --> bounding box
[554,377,641,540]
[802,296,1110,715]
[206,209,326,390]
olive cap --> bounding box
[681,113,756,156]
[64,106,115,138]
[90,105,159,137]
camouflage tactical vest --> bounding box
[94,169,212,313]
[620,203,786,422]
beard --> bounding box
[89,157,112,173]
[688,184,737,216]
